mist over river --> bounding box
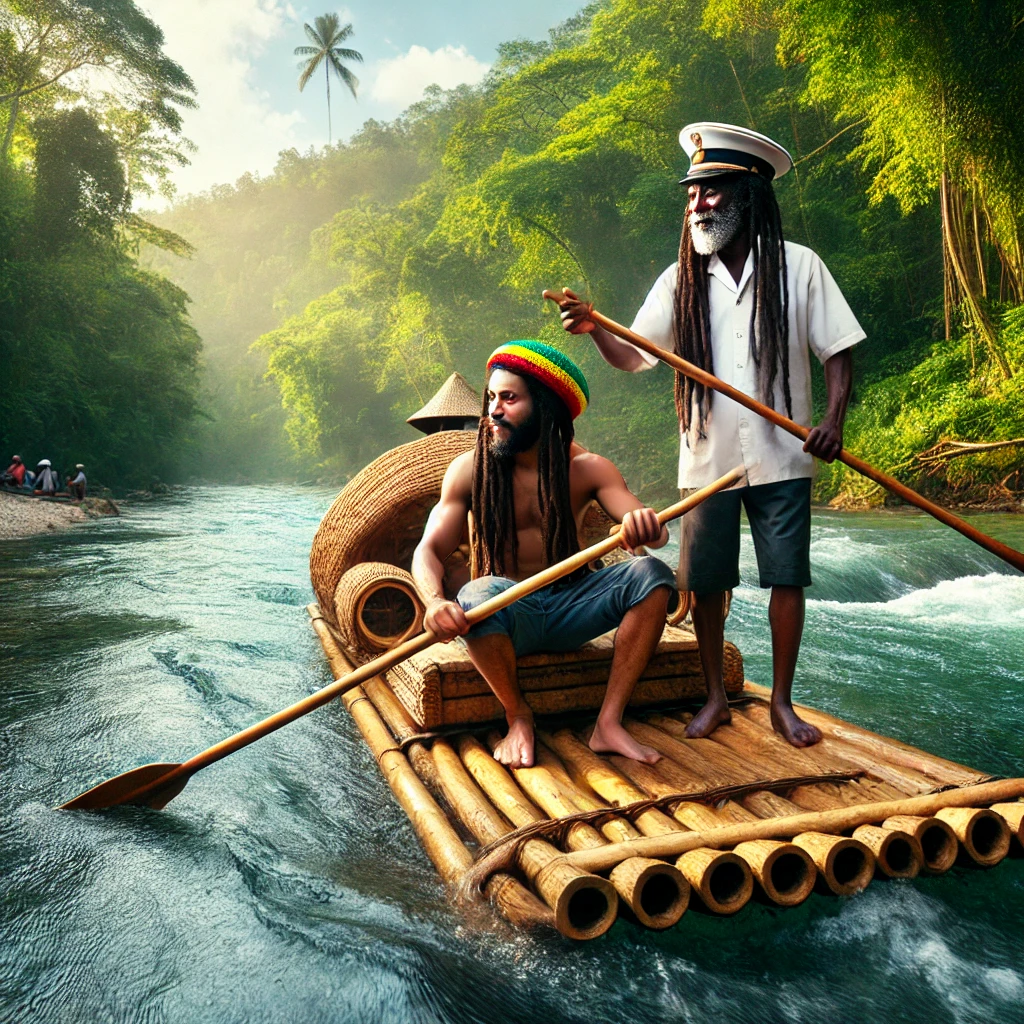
[2,486,1023,1024]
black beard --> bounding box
[490,410,540,459]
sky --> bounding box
[137,0,586,202]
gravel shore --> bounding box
[0,491,117,540]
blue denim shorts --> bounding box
[456,555,678,656]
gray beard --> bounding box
[690,204,744,255]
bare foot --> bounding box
[493,713,535,768]
[684,698,731,738]
[771,701,822,747]
[588,719,661,763]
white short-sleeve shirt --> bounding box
[628,241,865,488]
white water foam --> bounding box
[808,572,1024,626]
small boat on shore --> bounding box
[308,388,1024,940]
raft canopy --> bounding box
[407,372,482,434]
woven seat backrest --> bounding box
[309,430,475,625]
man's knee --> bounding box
[457,575,517,639]
[457,574,515,613]
[620,556,676,611]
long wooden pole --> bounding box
[59,464,746,811]
[543,290,1024,574]
[556,778,1024,873]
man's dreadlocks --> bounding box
[673,173,791,437]
[471,370,579,577]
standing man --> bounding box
[557,123,864,747]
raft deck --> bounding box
[308,604,1024,940]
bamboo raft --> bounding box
[309,423,1024,941]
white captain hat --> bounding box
[679,122,793,185]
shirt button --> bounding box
[736,332,743,339]
[736,362,743,369]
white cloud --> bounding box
[137,0,306,201]
[370,44,489,107]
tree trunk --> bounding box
[940,171,1012,380]
[326,60,332,145]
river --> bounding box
[1,486,1022,1024]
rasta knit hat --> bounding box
[486,340,590,419]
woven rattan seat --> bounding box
[385,625,744,727]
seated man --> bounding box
[33,459,59,495]
[412,340,677,769]
[2,455,25,488]
[68,464,87,501]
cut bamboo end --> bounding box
[675,848,753,915]
[882,815,959,875]
[989,803,1024,847]
[934,806,1011,866]
[610,857,689,930]
[852,824,922,879]
[792,832,874,895]
[733,840,816,907]
[532,856,618,940]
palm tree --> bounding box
[295,15,362,145]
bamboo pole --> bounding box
[548,730,814,908]
[458,735,546,827]
[553,779,1024,873]
[792,833,875,895]
[676,848,753,914]
[739,690,989,788]
[738,701,941,795]
[732,840,816,906]
[361,675,442,794]
[428,736,618,940]
[989,803,1024,847]
[622,719,761,788]
[676,709,907,809]
[543,290,1024,574]
[934,807,1011,867]
[882,816,959,875]
[310,609,553,930]
[852,825,923,879]
[485,735,688,929]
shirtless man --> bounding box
[412,340,677,769]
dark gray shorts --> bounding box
[678,477,812,592]
[457,556,678,656]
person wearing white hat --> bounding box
[68,464,87,501]
[33,459,60,495]
[557,121,865,748]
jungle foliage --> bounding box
[0,0,200,487]
[134,2,1024,500]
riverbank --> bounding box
[0,491,119,540]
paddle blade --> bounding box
[58,762,189,811]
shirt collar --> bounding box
[707,249,754,295]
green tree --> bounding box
[294,13,362,145]
[0,0,195,161]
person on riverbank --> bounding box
[412,340,677,769]
[556,123,864,748]
[33,459,60,496]
[68,465,87,501]
[2,455,25,488]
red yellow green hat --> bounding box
[486,340,590,419]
